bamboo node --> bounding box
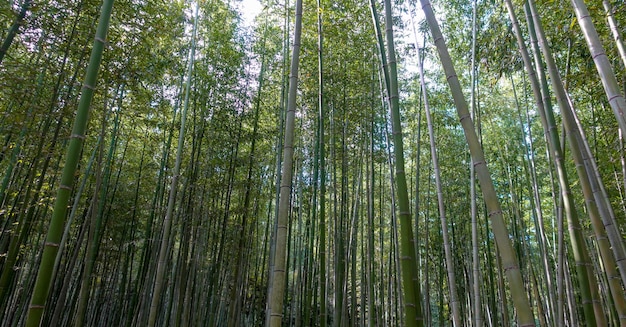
[473,160,486,167]
[83,83,95,90]
[94,36,107,45]
[459,113,471,122]
[591,51,607,60]
[59,184,72,191]
[608,94,622,103]
[446,74,457,81]
[503,264,518,272]
[70,134,86,140]
[29,305,45,309]
[487,210,502,217]
[45,241,60,247]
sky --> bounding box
[234,0,428,76]
[239,0,263,27]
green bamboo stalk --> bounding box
[526,1,625,323]
[570,0,626,137]
[0,60,48,305]
[415,42,461,327]
[75,89,123,326]
[470,0,482,325]
[367,113,376,327]
[507,0,599,324]
[316,0,328,325]
[418,0,535,325]
[522,4,567,324]
[24,1,114,325]
[406,8,423,302]
[381,0,423,325]
[266,0,302,325]
[512,71,556,326]
[265,0,290,320]
[227,26,268,327]
[602,0,626,69]
[0,0,32,64]
[147,4,198,326]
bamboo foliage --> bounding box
[0,0,625,326]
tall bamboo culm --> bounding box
[504,1,601,325]
[527,0,626,323]
[602,0,626,69]
[24,1,115,326]
[147,4,199,326]
[570,0,626,138]
[316,0,328,325]
[266,0,303,325]
[418,0,535,325]
[377,0,424,325]
[415,44,461,327]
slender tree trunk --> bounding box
[317,0,328,325]
[147,4,198,326]
[378,1,423,325]
[0,0,33,65]
[512,73,557,327]
[470,0,482,325]
[75,86,123,326]
[602,0,626,69]
[419,0,534,325]
[569,0,626,137]
[24,1,114,325]
[366,109,376,327]
[266,0,302,325]
[525,1,624,323]
[415,43,461,327]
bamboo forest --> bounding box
[2,0,626,326]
